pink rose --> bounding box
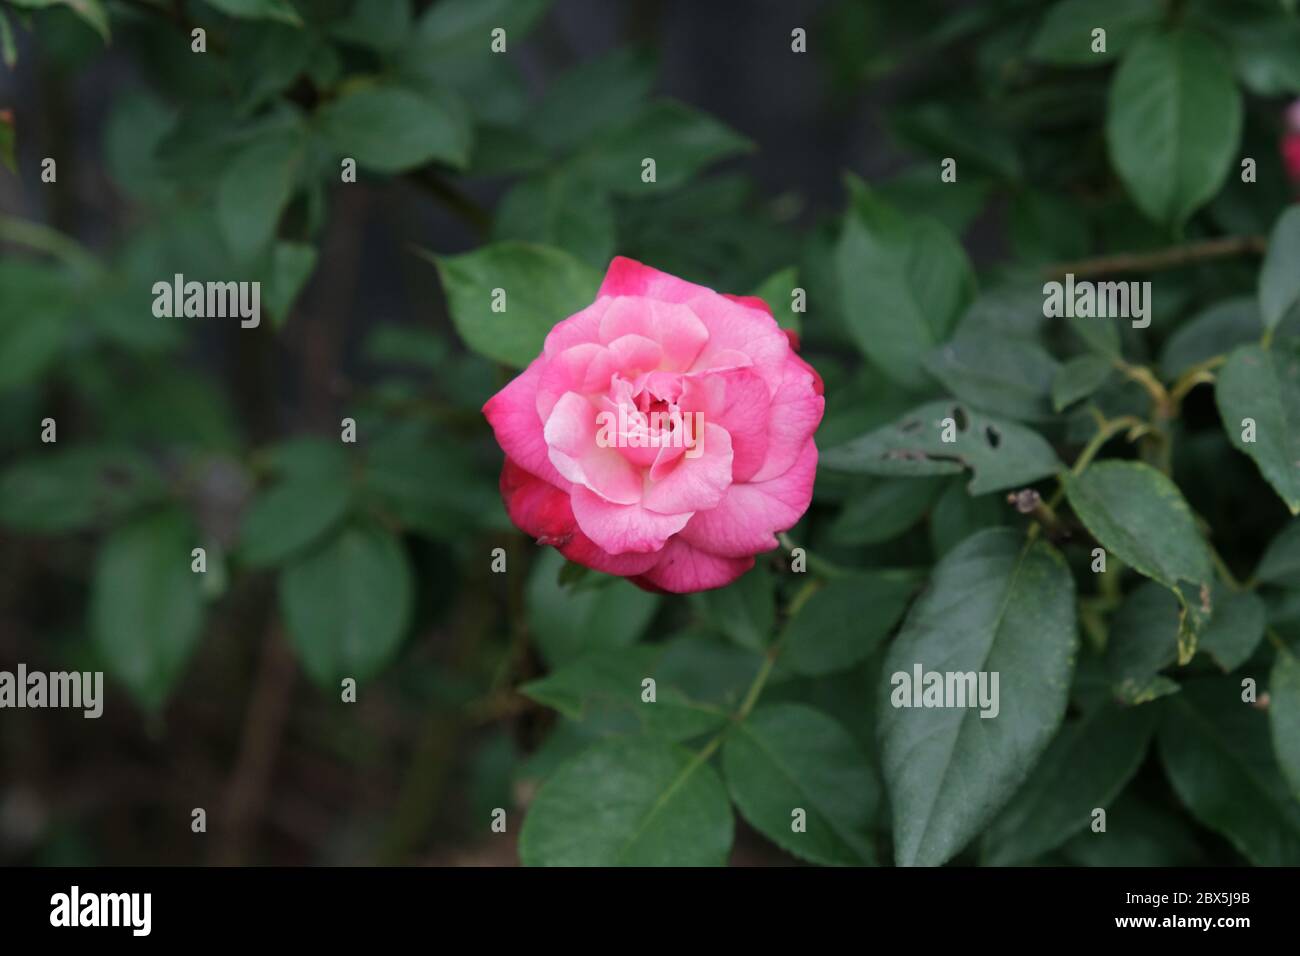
[483,257,824,593]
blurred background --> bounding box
[1,0,1298,866]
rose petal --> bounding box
[641,422,733,515]
[483,358,569,489]
[570,484,691,555]
[678,438,817,558]
[544,391,643,505]
[631,538,755,593]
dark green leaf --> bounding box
[1105,29,1242,227]
[1063,460,1212,591]
[1215,343,1300,514]
[981,704,1156,864]
[829,476,947,545]
[923,332,1060,421]
[1158,297,1260,380]
[238,468,351,568]
[782,571,918,677]
[526,550,661,666]
[1258,519,1300,586]
[316,85,471,173]
[1271,650,1300,799]
[690,564,775,651]
[750,266,802,334]
[0,446,164,533]
[723,704,878,865]
[217,131,303,261]
[492,171,615,269]
[880,528,1079,866]
[430,241,600,368]
[519,737,733,866]
[90,510,205,709]
[835,186,976,388]
[1260,207,1300,332]
[1052,354,1113,412]
[823,401,1061,495]
[1159,677,1300,865]
[200,0,301,26]
[1030,0,1160,65]
[1201,587,1266,672]
[278,520,414,687]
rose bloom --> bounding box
[482,257,824,593]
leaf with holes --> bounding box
[822,401,1061,495]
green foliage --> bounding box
[5,0,1300,869]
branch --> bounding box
[1043,234,1266,279]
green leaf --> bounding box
[1063,460,1212,591]
[1260,207,1300,332]
[410,0,549,56]
[200,0,301,26]
[238,468,352,568]
[90,510,205,709]
[1060,791,1205,866]
[929,479,1006,557]
[329,0,411,52]
[1029,0,1161,65]
[835,187,976,388]
[316,85,471,173]
[278,520,414,687]
[690,564,775,651]
[0,260,73,387]
[9,0,111,41]
[519,737,733,866]
[1215,343,1300,514]
[0,446,164,533]
[1104,581,1180,688]
[528,49,655,153]
[1158,297,1260,380]
[1271,651,1300,799]
[722,704,878,865]
[492,171,615,269]
[889,102,1021,181]
[1052,354,1113,412]
[880,528,1079,866]
[569,99,752,195]
[364,323,448,370]
[1105,29,1242,227]
[823,401,1062,495]
[1258,519,1300,586]
[429,240,600,368]
[1201,587,1266,672]
[217,131,303,261]
[362,426,498,540]
[781,572,918,677]
[923,332,1060,422]
[981,704,1156,865]
[262,240,317,326]
[750,266,801,334]
[1159,678,1300,865]
[519,646,725,742]
[828,476,947,545]
[525,550,661,666]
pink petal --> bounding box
[544,391,643,505]
[683,292,788,387]
[483,359,569,489]
[597,256,712,304]
[536,343,617,422]
[570,484,691,555]
[641,422,733,515]
[749,356,825,483]
[543,297,611,358]
[599,296,709,371]
[631,538,755,593]
[678,438,818,558]
[680,368,771,483]
[499,459,659,575]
